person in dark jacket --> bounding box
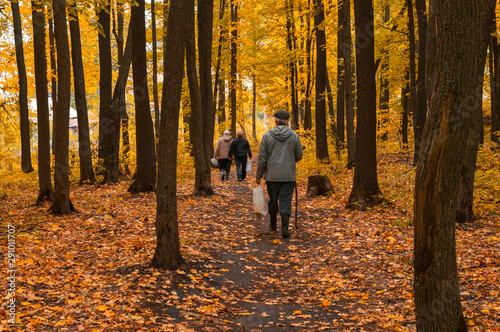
[256,110,303,238]
[229,130,252,181]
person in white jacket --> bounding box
[214,130,233,181]
[256,110,303,238]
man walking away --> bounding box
[229,130,252,181]
[256,110,303,238]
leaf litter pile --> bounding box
[1,153,499,331]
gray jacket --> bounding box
[256,125,303,182]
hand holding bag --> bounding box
[252,185,268,220]
[246,161,252,173]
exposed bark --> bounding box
[48,17,57,154]
[401,72,409,148]
[152,0,160,144]
[414,0,427,159]
[336,0,345,145]
[32,0,54,204]
[379,4,390,142]
[213,0,227,131]
[49,0,75,215]
[97,3,112,167]
[187,0,214,196]
[11,0,33,173]
[218,78,226,131]
[407,0,417,164]
[492,21,500,146]
[108,24,132,184]
[152,0,188,270]
[414,0,494,329]
[343,0,355,169]
[230,0,238,137]
[128,0,156,194]
[347,0,381,210]
[198,0,216,162]
[286,0,299,129]
[69,4,95,185]
[303,0,313,131]
[314,0,329,162]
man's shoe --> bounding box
[269,214,277,231]
[281,214,290,238]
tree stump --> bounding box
[306,175,334,197]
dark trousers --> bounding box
[218,158,232,178]
[266,181,295,217]
[234,154,248,180]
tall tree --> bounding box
[48,16,57,150]
[414,0,495,329]
[128,0,156,194]
[492,22,500,147]
[187,0,214,196]
[286,0,298,129]
[50,0,75,215]
[11,0,34,173]
[252,73,257,140]
[347,0,381,209]
[414,0,427,160]
[230,0,238,136]
[152,0,160,144]
[152,0,188,270]
[213,0,227,131]
[32,0,53,204]
[97,1,112,169]
[336,0,346,145]
[314,0,329,161]
[198,0,216,160]
[303,0,313,131]
[69,3,95,185]
[378,3,390,141]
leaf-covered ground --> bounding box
[1,153,499,331]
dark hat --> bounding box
[274,110,290,120]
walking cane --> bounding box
[294,181,299,229]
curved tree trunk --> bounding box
[347,0,381,210]
[50,0,75,215]
[69,3,95,185]
[128,0,156,194]
[187,0,214,196]
[152,0,188,270]
[414,0,494,329]
[11,0,33,174]
[32,0,54,204]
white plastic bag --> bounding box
[210,158,218,166]
[246,161,252,173]
[252,185,268,220]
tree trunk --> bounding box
[286,0,298,129]
[32,0,54,204]
[213,0,227,132]
[97,3,112,168]
[425,0,437,103]
[407,0,418,164]
[69,3,95,185]
[108,25,132,184]
[128,0,157,194]
[414,0,427,159]
[343,0,355,169]
[152,0,187,270]
[303,0,313,131]
[49,17,57,155]
[218,78,226,131]
[11,0,33,174]
[493,23,500,146]
[306,175,333,197]
[325,71,337,144]
[187,0,214,196]
[230,0,238,137]
[152,0,160,145]
[347,0,381,210]
[314,0,329,162]
[378,4,390,142]
[401,73,409,148]
[198,0,216,163]
[50,0,75,215]
[336,0,345,145]
[252,74,257,140]
[414,0,494,329]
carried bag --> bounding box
[246,161,252,173]
[252,185,268,220]
[210,158,218,166]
